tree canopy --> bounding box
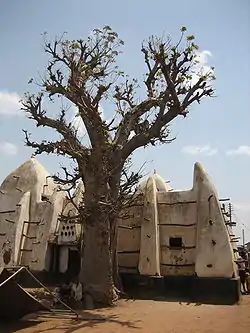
[22,26,215,306]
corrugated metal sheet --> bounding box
[0,268,49,321]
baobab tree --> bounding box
[22,26,215,306]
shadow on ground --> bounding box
[0,275,241,332]
[0,310,141,333]
[0,320,43,333]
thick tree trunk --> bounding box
[79,168,119,307]
[110,219,123,291]
[109,170,123,291]
[81,218,117,307]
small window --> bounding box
[41,195,49,202]
[169,237,182,249]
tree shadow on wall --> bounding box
[121,274,240,306]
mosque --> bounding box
[0,157,240,303]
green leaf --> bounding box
[191,43,199,50]
[103,25,112,31]
[71,42,80,49]
[187,35,195,41]
[181,26,187,32]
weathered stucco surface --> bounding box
[0,158,64,270]
[0,158,237,281]
[139,176,161,276]
[117,202,143,273]
[118,162,237,279]
[29,190,65,271]
[158,190,196,276]
[194,163,235,278]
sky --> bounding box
[0,0,250,242]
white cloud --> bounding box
[196,50,212,67]
[188,50,213,87]
[0,91,22,116]
[182,145,218,156]
[0,142,18,155]
[98,105,104,119]
[226,146,250,157]
[196,50,213,72]
[128,130,136,140]
[71,111,86,136]
[234,202,250,212]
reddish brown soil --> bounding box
[2,296,250,333]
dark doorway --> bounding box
[67,249,81,278]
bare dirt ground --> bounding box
[1,295,250,333]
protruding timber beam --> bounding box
[0,210,16,214]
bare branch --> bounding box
[53,166,81,188]
[23,26,215,303]
[22,94,90,159]
[23,130,86,161]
